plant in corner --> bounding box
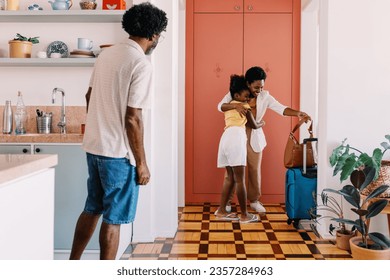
[309,189,355,250]
[326,136,390,258]
[9,33,40,58]
[330,135,390,182]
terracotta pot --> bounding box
[349,236,390,260]
[336,230,356,251]
[9,40,33,58]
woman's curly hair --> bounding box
[122,3,168,39]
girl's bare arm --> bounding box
[246,110,265,129]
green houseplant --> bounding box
[9,33,40,58]
[309,190,355,250]
[330,135,390,182]
[327,136,390,258]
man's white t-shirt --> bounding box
[82,38,152,166]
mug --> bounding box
[77,38,93,50]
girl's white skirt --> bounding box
[217,126,247,168]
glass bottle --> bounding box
[2,100,13,134]
[14,91,27,134]
[0,0,6,11]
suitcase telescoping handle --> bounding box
[303,138,318,174]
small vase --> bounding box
[9,40,33,58]
[336,230,355,251]
[6,0,19,10]
[349,236,390,260]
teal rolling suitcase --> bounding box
[285,138,318,228]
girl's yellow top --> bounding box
[224,101,250,130]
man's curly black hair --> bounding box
[122,2,168,39]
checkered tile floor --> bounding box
[121,203,352,260]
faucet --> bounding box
[52,87,66,134]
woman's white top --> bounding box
[217,90,287,152]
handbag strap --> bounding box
[291,116,313,136]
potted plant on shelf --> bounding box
[327,136,390,259]
[9,33,39,58]
[309,190,356,251]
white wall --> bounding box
[142,0,179,239]
[300,0,319,137]
[316,0,390,237]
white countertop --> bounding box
[0,154,58,185]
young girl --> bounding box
[215,75,265,223]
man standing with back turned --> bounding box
[69,3,168,260]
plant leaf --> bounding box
[323,188,341,195]
[332,154,347,177]
[359,152,374,167]
[368,232,390,249]
[364,185,390,201]
[359,166,377,191]
[310,224,321,238]
[350,170,365,189]
[329,143,345,166]
[339,156,358,182]
[371,148,383,179]
[351,208,368,217]
[366,199,389,219]
[332,218,361,234]
[380,141,390,150]
[339,185,360,208]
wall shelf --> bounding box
[0,10,124,23]
[0,58,96,67]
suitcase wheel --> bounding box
[287,218,300,229]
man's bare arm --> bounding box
[125,106,150,185]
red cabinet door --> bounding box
[244,0,293,13]
[185,0,300,203]
[244,13,293,202]
[194,0,243,13]
[186,13,244,202]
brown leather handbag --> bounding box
[284,117,316,168]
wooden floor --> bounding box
[121,203,352,260]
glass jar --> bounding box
[0,0,6,11]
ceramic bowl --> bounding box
[80,1,97,9]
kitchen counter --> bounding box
[0,153,58,185]
[0,133,83,144]
[0,153,57,260]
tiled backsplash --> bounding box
[0,106,86,134]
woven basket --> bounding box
[361,160,390,198]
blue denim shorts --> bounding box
[84,153,140,224]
